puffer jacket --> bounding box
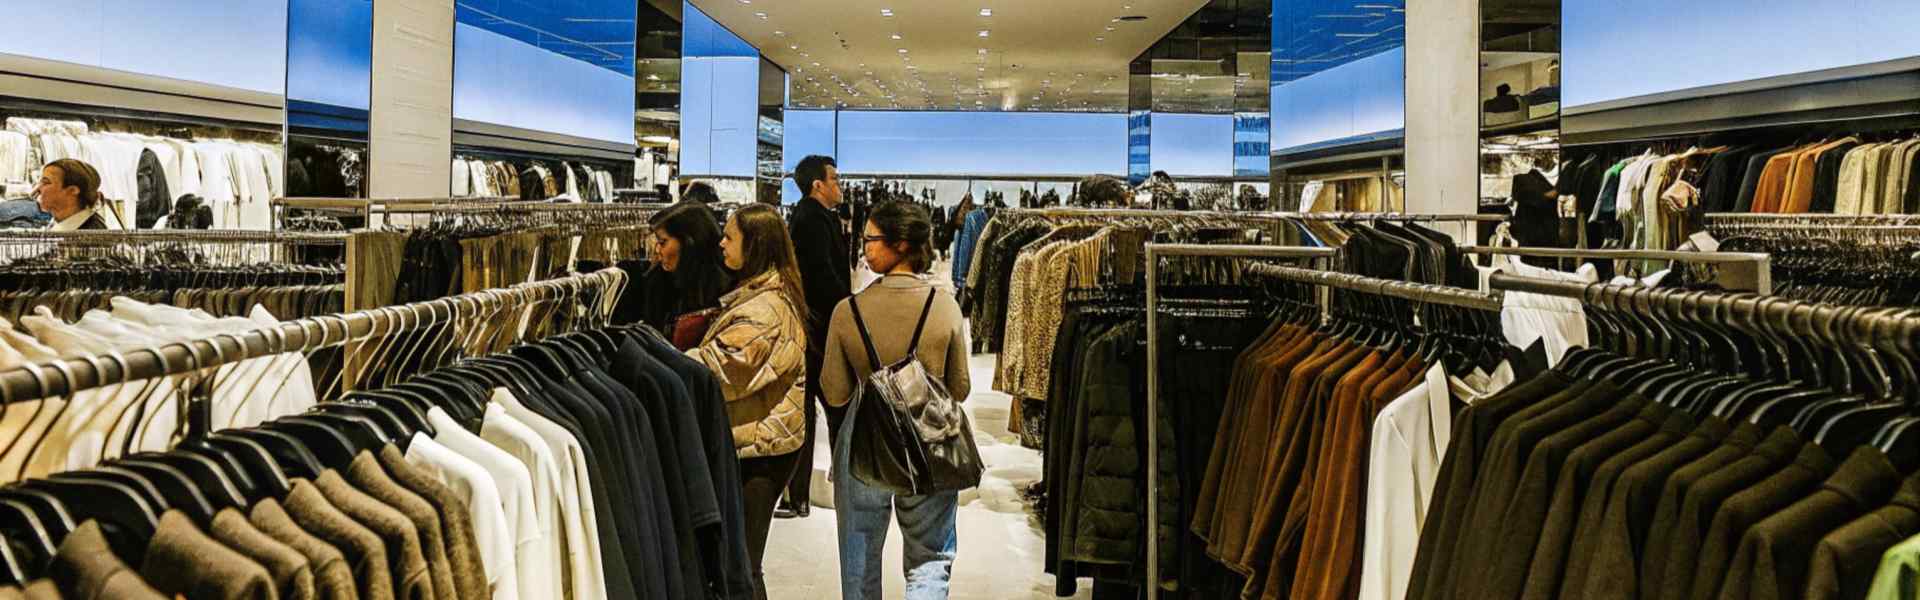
[687,271,809,459]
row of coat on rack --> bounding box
[452,156,620,203]
[5,116,283,230]
[1098,239,1920,600]
[0,266,766,600]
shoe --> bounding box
[773,498,799,519]
[792,503,811,518]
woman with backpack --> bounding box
[819,200,973,600]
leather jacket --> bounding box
[687,271,809,458]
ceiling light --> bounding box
[789,45,799,50]
[979,8,992,16]
[976,67,985,71]
[1105,26,1115,31]
[754,12,766,19]
[978,48,988,55]
[773,30,785,36]
[890,34,902,40]
[811,62,820,66]
[897,48,908,53]
[880,8,893,16]
[1095,37,1105,42]
[646,74,661,81]
[978,30,990,37]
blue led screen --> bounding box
[1270,0,1405,154]
[0,0,288,94]
[782,110,837,202]
[1564,0,1920,108]
[837,111,1127,177]
[287,0,372,116]
[1128,111,1152,185]
[1150,113,1234,177]
[1234,113,1272,177]
[453,0,636,143]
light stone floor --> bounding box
[761,352,1094,600]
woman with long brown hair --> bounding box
[685,204,809,600]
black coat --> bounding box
[787,196,851,345]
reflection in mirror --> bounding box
[1478,0,1562,252]
[635,0,680,201]
[284,0,372,229]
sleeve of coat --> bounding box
[941,295,972,402]
[821,301,855,408]
[687,313,786,403]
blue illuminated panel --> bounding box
[1234,113,1271,177]
[287,0,372,113]
[782,110,837,202]
[1128,111,1152,185]
[0,0,288,94]
[1151,113,1233,177]
[1564,0,1920,108]
[453,0,636,143]
[1270,0,1405,155]
[838,111,1127,177]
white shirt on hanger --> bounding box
[491,387,607,600]
[480,402,568,600]
[407,430,521,600]
[428,406,545,600]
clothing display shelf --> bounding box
[0,267,625,432]
[1459,245,1774,294]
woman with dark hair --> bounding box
[649,202,733,348]
[819,200,970,600]
[685,204,810,600]
[683,181,722,204]
[35,158,112,230]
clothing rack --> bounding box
[1139,243,1335,600]
[0,230,348,267]
[1484,270,1920,337]
[0,267,625,410]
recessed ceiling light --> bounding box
[880,8,893,16]
[978,48,988,55]
[979,8,992,16]
[1095,37,1105,42]
[897,48,909,53]
[976,67,985,71]
[978,30,990,37]
[774,30,785,36]
[754,12,766,19]
[811,62,820,66]
[789,45,799,50]
[890,34,902,40]
[1105,26,1115,31]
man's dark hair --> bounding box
[1496,83,1512,95]
[683,181,721,204]
[794,155,836,199]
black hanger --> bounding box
[49,467,169,516]
[317,402,412,443]
[291,412,389,452]
[20,477,157,564]
[345,390,435,437]
[131,450,249,509]
[0,497,52,582]
[184,433,288,498]
[105,460,216,522]
[220,428,323,479]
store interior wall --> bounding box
[1405,0,1481,233]
[680,1,762,179]
[369,0,454,199]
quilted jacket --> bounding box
[687,271,809,458]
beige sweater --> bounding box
[820,273,971,408]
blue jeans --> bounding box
[833,394,959,600]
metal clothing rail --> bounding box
[0,230,347,244]
[1486,271,1920,340]
[1459,246,1774,294]
[1244,262,1505,311]
[1141,243,1333,600]
[1000,207,1504,223]
[0,267,626,407]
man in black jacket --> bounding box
[783,154,849,518]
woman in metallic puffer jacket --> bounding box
[686,204,809,600]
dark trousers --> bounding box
[788,351,847,506]
[741,449,803,600]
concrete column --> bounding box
[370,0,454,200]
[1405,0,1479,238]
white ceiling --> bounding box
[687,0,1209,112]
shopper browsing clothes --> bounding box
[785,154,854,518]
[821,200,972,600]
[34,158,113,230]
[685,204,811,600]
[649,201,734,349]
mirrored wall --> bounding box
[1478,0,1561,247]
[285,0,372,204]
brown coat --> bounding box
[688,271,809,458]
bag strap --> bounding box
[847,295,884,369]
[907,289,937,358]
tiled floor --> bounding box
[761,353,1091,599]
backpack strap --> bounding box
[847,295,884,369]
[906,289,937,358]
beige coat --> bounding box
[687,271,809,458]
